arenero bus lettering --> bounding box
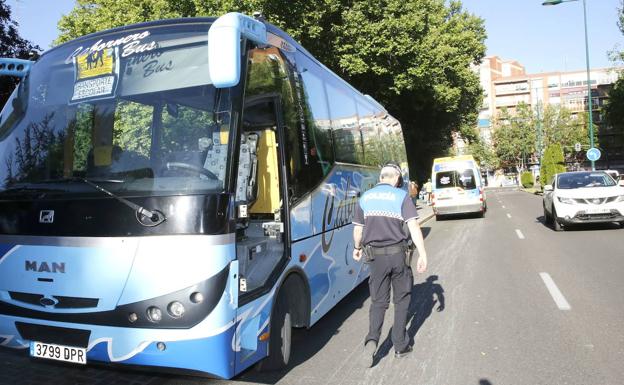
[64,31,155,64]
[322,177,357,253]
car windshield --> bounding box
[0,22,233,199]
[556,172,617,189]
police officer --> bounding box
[352,163,428,367]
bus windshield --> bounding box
[0,22,233,198]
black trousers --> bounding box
[366,250,413,352]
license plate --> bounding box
[30,341,87,365]
[586,207,610,214]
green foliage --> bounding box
[540,143,566,189]
[541,104,593,151]
[603,1,624,144]
[520,171,533,188]
[492,103,536,170]
[468,139,498,170]
[492,102,590,170]
[0,0,41,107]
[56,0,486,184]
[605,72,624,134]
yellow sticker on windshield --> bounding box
[76,49,115,79]
[70,48,119,103]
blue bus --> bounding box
[0,13,408,378]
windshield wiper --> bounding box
[13,177,165,226]
[74,177,166,227]
[0,185,63,196]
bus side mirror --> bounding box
[543,184,553,192]
[208,13,267,88]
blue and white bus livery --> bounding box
[0,13,409,378]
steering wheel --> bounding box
[165,162,219,180]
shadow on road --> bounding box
[238,282,370,384]
[373,275,445,364]
[536,215,622,231]
[435,212,484,221]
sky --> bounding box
[5,0,624,74]
[460,0,623,73]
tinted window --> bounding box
[359,100,383,166]
[297,55,334,176]
[326,82,362,164]
[435,169,477,190]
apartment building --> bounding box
[476,55,623,168]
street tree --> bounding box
[492,103,536,171]
[541,104,595,161]
[468,139,498,171]
[0,0,40,107]
[492,102,590,171]
[540,143,566,189]
[57,0,486,182]
[604,1,624,138]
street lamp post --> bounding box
[542,0,595,170]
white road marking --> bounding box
[540,272,571,310]
[502,205,506,209]
[515,229,525,239]
[506,213,512,218]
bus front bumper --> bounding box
[0,314,238,379]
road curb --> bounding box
[418,212,435,225]
[520,188,543,196]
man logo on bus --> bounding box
[39,210,54,223]
[25,261,66,274]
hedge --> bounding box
[520,171,534,188]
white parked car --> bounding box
[543,171,624,231]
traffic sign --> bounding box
[574,142,581,152]
[586,147,601,161]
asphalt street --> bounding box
[1,188,623,385]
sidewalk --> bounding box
[414,200,435,225]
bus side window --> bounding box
[246,47,323,202]
[297,55,334,176]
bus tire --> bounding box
[257,293,292,371]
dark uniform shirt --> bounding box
[353,183,419,247]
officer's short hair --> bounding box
[380,162,403,185]
[380,166,400,180]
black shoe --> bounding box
[363,340,377,368]
[394,345,413,358]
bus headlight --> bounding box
[167,301,186,318]
[190,292,204,304]
[146,306,163,323]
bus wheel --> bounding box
[258,293,292,371]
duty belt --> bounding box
[367,244,405,256]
